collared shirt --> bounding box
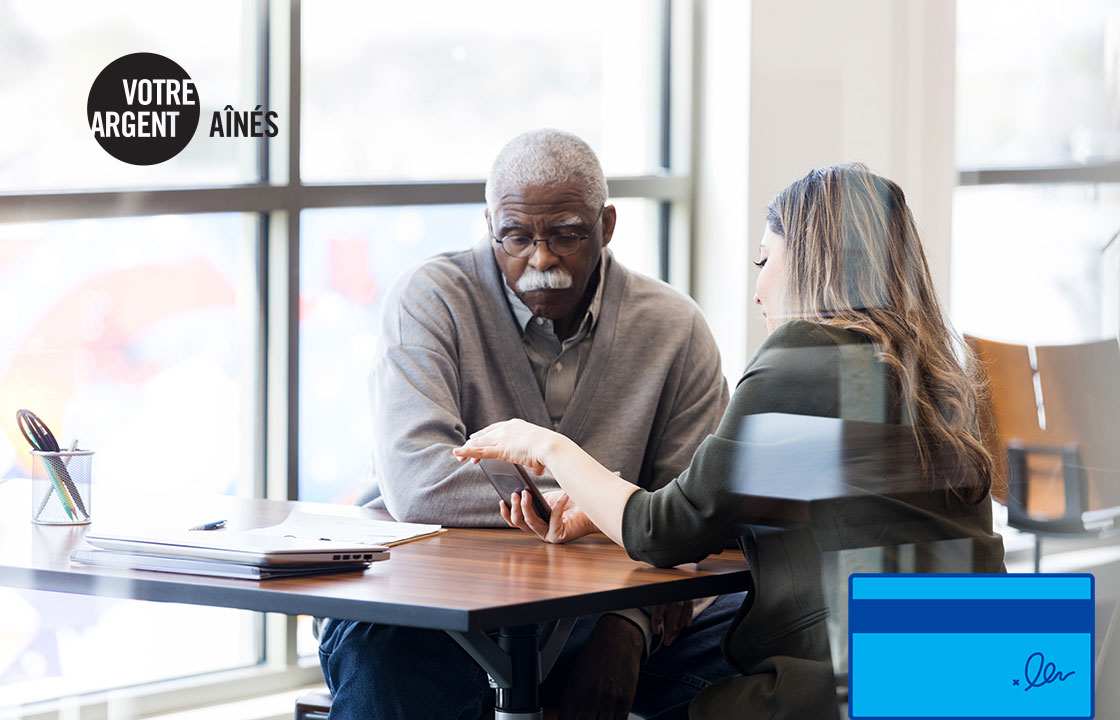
[504,257,605,430]
[503,256,657,650]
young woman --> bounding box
[454,163,1005,719]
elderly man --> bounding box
[318,129,741,719]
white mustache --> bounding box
[518,267,573,292]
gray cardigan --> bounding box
[364,238,730,526]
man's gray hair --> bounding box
[484,129,608,215]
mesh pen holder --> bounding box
[30,449,93,525]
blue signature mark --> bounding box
[1023,652,1075,691]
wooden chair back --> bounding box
[966,335,1063,513]
[1035,338,1120,511]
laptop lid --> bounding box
[85,529,388,566]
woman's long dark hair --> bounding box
[767,163,992,503]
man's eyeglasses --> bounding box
[488,207,605,258]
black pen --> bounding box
[189,519,227,531]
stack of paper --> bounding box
[247,508,445,547]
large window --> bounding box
[0,215,259,497]
[0,1,258,192]
[301,0,664,181]
[953,0,1120,345]
[0,1,687,714]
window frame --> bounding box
[958,162,1120,187]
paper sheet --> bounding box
[247,508,444,547]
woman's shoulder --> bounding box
[737,321,847,388]
[759,319,866,351]
[725,320,880,419]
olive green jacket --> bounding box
[623,320,1006,719]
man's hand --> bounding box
[501,489,597,544]
[646,600,694,646]
[559,615,644,720]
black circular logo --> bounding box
[87,52,200,165]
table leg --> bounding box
[494,625,542,719]
[448,617,576,720]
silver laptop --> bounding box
[85,529,389,566]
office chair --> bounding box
[966,335,1120,571]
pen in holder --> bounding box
[31,449,93,525]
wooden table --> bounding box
[0,483,750,718]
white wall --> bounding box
[692,0,957,375]
[691,0,751,377]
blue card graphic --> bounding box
[849,574,1094,719]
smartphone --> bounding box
[478,458,552,522]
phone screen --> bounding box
[478,459,552,522]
